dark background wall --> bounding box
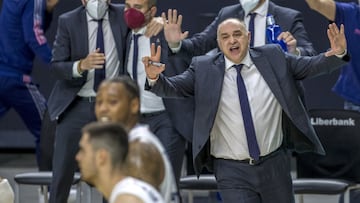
[0,0,357,149]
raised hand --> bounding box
[145,17,164,37]
[162,9,189,48]
[142,43,165,80]
[325,23,346,57]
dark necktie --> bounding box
[234,64,260,160]
[132,34,141,82]
[248,13,257,47]
[93,19,106,92]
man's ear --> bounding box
[130,98,140,115]
[96,149,108,166]
[150,6,157,17]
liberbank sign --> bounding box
[311,117,356,126]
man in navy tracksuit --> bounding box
[0,0,57,165]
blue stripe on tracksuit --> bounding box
[0,73,46,162]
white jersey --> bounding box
[129,124,179,203]
[109,177,164,203]
[0,178,14,203]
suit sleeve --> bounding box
[50,16,81,80]
[288,11,317,56]
[286,51,348,80]
[22,0,52,63]
[146,63,196,98]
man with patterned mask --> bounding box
[239,0,260,15]
[84,0,110,20]
[123,0,194,193]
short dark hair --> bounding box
[104,76,140,101]
[82,122,129,169]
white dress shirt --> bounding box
[73,12,120,97]
[210,52,283,160]
[127,27,165,113]
[244,0,269,47]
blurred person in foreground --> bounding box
[76,121,164,203]
[95,76,179,202]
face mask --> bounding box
[124,8,146,30]
[239,0,260,15]
[86,0,108,20]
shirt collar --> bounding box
[131,26,147,36]
[86,12,109,22]
[250,0,268,18]
[225,51,253,71]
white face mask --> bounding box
[239,0,260,15]
[86,0,109,20]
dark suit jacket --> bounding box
[47,4,128,121]
[181,1,316,57]
[147,44,348,175]
[125,32,194,141]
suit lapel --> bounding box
[109,7,126,75]
[124,33,132,75]
[205,55,226,108]
[77,8,89,58]
[250,49,289,114]
[267,2,276,16]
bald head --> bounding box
[125,138,165,190]
[217,18,248,37]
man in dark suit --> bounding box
[124,0,193,184]
[142,18,348,202]
[163,0,315,173]
[47,0,161,202]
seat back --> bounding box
[296,109,360,181]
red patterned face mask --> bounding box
[124,8,145,29]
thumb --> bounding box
[181,31,189,40]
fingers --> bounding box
[142,56,150,68]
[149,43,162,59]
[278,31,295,44]
[167,9,172,24]
[150,43,156,57]
[326,23,346,56]
[166,9,179,24]
[161,12,167,25]
[327,23,339,39]
[82,51,106,70]
[177,14,183,26]
[181,31,189,40]
[171,9,178,24]
[145,17,164,37]
[155,45,161,59]
[339,24,344,35]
